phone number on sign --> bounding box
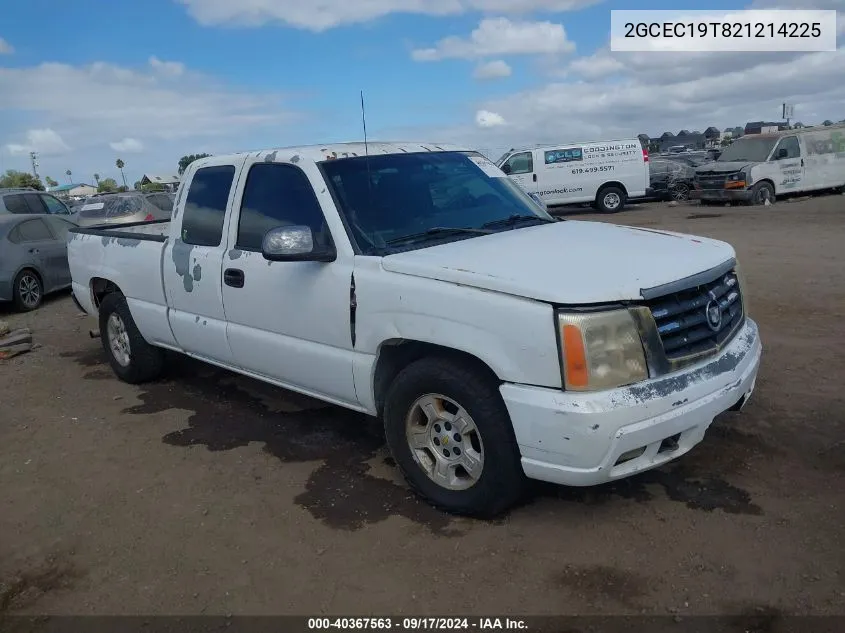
[308,619,478,630]
[572,166,614,174]
[624,21,822,38]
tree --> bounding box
[822,120,833,126]
[45,176,59,188]
[65,169,72,183]
[0,170,45,191]
[648,141,660,154]
[178,153,212,176]
[94,173,101,186]
[140,181,165,193]
[97,177,119,193]
[133,181,142,190]
[721,138,732,147]
[116,158,127,188]
[732,126,744,138]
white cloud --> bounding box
[149,56,185,77]
[0,37,13,54]
[0,60,290,144]
[467,48,845,146]
[110,137,145,153]
[476,110,506,127]
[412,17,575,61]
[473,59,512,79]
[4,129,71,155]
[176,0,602,30]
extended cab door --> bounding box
[219,157,359,406]
[500,151,538,196]
[769,135,804,193]
[162,159,244,364]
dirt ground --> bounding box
[1,194,843,617]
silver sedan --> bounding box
[71,192,173,228]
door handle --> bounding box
[801,158,804,167]
[29,248,39,254]
[223,268,245,288]
[532,173,538,182]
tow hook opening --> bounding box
[658,434,681,454]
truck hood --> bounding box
[381,220,735,304]
[695,161,755,174]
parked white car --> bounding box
[68,143,761,517]
[496,139,650,213]
[694,123,845,205]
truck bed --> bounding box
[68,220,174,348]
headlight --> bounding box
[728,173,742,181]
[558,309,648,392]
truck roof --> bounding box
[198,142,472,168]
[504,139,642,154]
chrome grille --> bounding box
[646,270,744,361]
[695,174,728,190]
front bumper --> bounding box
[501,318,761,487]
[691,187,753,202]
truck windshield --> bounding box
[717,137,777,163]
[320,151,554,254]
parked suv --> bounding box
[0,188,73,216]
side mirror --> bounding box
[776,148,788,160]
[501,164,512,175]
[261,225,336,263]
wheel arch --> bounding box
[372,339,502,418]
[90,277,124,309]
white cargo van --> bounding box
[496,139,650,213]
[693,123,845,205]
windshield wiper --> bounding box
[385,226,493,246]
[481,214,553,230]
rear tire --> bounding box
[383,356,526,518]
[596,186,626,213]
[98,292,164,384]
[13,269,43,312]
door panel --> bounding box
[163,161,242,363]
[501,151,538,196]
[220,159,358,405]
[771,136,804,193]
[16,218,61,289]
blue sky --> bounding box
[1,0,843,186]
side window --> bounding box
[3,195,29,214]
[45,217,73,241]
[236,163,329,251]
[181,165,236,246]
[23,194,48,214]
[502,152,534,175]
[40,195,70,215]
[775,136,800,159]
[17,218,53,242]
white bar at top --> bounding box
[610,9,837,52]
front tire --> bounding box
[13,269,43,312]
[383,357,526,517]
[749,181,774,206]
[98,292,164,384]
[596,186,626,213]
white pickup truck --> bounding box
[68,143,762,517]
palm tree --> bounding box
[65,169,72,184]
[116,158,126,188]
[94,173,101,186]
